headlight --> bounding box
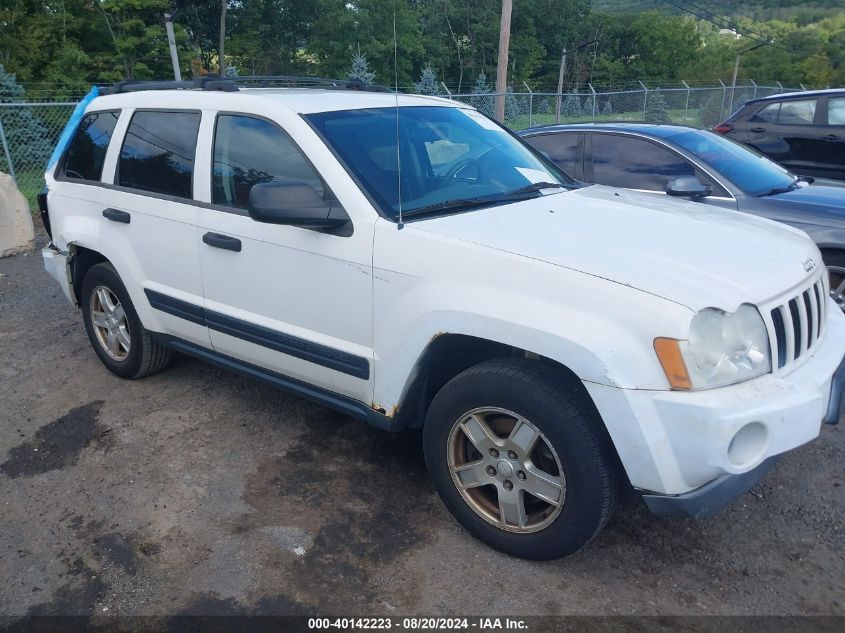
[654,304,771,390]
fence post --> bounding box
[718,79,727,122]
[639,81,648,118]
[0,114,16,185]
[588,83,597,120]
[522,82,533,127]
[777,81,784,93]
[750,78,757,98]
[800,83,806,91]
[441,82,452,99]
[681,80,690,123]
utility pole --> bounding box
[555,46,567,124]
[555,39,597,124]
[164,13,181,81]
[219,0,228,75]
[494,0,513,123]
[730,39,771,114]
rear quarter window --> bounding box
[62,111,119,182]
[118,110,201,199]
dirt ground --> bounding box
[1,237,843,618]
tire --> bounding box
[423,358,617,560]
[81,262,171,379]
[822,250,845,311]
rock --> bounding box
[0,171,35,257]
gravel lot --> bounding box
[1,236,843,618]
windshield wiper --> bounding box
[758,179,800,197]
[400,182,567,219]
[505,182,566,195]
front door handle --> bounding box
[202,232,242,252]
[749,126,766,133]
[822,134,839,141]
[103,208,130,224]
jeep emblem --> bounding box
[802,258,816,272]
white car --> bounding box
[40,77,845,560]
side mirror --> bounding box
[248,181,349,229]
[666,176,712,199]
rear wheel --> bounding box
[81,262,171,379]
[423,358,618,560]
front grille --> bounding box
[767,272,828,370]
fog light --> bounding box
[728,422,767,467]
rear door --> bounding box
[816,95,845,180]
[746,98,820,176]
[102,109,210,347]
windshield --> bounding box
[306,106,574,219]
[666,130,796,196]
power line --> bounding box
[660,0,782,51]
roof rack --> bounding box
[101,75,237,95]
[234,76,392,92]
[100,75,392,95]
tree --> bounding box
[416,64,441,95]
[348,49,376,85]
[560,90,582,119]
[469,71,494,116]
[0,64,52,174]
[644,89,671,123]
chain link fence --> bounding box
[449,82,802,131]
[0,101,77,208]
[0,82,802,210]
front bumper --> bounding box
[642,456,779,518]
[585,300,845,501]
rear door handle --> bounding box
[202,232,242,252]
[749,126,766,133]
[103,208,130,224]
[822,134,839,141]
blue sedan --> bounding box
[519,123,845,308]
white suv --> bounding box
[41,78,845,560]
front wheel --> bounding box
[823,251,845,311]
[423,358,618,560]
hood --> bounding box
[415,185,819,312]
[764,185,845,221]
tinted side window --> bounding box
[778,99,816,125]
[827,97,845,125]
[752,103,779,123]
[591,134,695,191]
[63,111,119,181]
[525,133,578,177]
[118,111,200,199]
[212,115,323,210]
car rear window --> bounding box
[63,111,119,182]
[118,110,200,199]
[524,133,578,177]
[754,99,817,125]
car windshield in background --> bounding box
[667,130,796,197]
[306,106,573,219]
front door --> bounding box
[195,112,374,402]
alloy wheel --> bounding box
[447,407,565,533]
[90,285,131,361]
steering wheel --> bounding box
[436,157,481,190]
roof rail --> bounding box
[101,75,238,95]
[233,76,392,92]
[99,75,393,96]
